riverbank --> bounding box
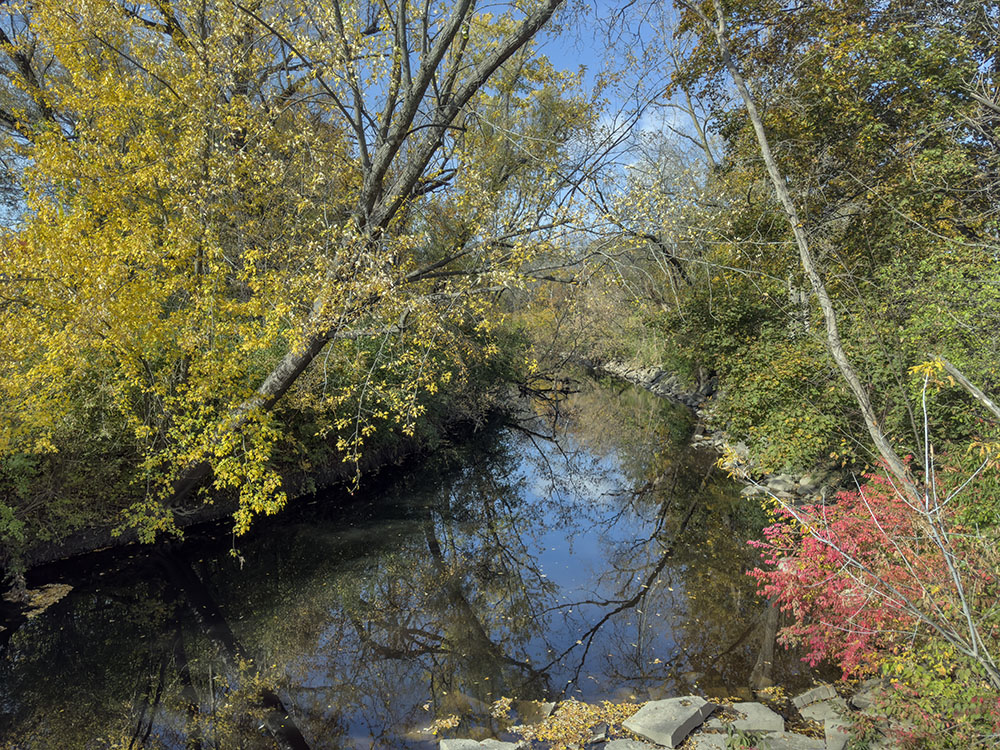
[437,680,887,750]
[2,394,508,590]
[589,358,845,505]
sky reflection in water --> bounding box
[0,380,821,749]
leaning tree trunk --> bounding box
[682,0,919,502]
[166,0,565,507]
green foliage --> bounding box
[0,500,23,546]
[588,0,1000,474]
[880,642,1000,749]
[584,7,1000,739]
[719,336,850,471]
[725,725,768,749]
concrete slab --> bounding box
[792,685,838,709]
[799,697,848,724]
[622,696,717,748]
[704,702,784,733]
[439,740,520,750]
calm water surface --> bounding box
[0,380,821,749]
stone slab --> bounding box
[768,476,798,493]
[622,696,717,748]
[798,474,821,489]
[759,732,827,750]
[799,697,848,724]
[686,735,727,749]
[440,740,520,750]
[587,721,609,745]
[792,685,838,709]
[605,741,655,750]
[705,702,784,733]
[825,719,850,750]
[513,700,556,725]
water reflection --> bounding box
[0,379,822,749]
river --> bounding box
[0,377,823,749]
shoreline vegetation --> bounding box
[2,390,505,577]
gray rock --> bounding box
[605,741,655,750]
[850,678,883,711]
[768,475,798,493]
[587,722,609,745]
[799,697,847,724]
[513,700,556,725]
[686,735,727,749]
[705,702,784,733]
[595,361,708,408]
[798,474,821,490]
[439,740,521,750]
[741,484,765,497]
[792,685,838,709]
[760,732,826,750]
[826,719,851,750]
[622,696,717,748]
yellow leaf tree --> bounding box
[0,0,589,545]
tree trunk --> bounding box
[166,0,565,507]
[686,0,919,501]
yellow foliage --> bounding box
[506,698,642,750]
[909,358,945,379]
[0,0,592,540]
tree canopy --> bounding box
[0,0,592,543]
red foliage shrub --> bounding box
[750,468,998,679]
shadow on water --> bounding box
[0,378,826,749]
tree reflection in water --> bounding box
[0,379,824,749]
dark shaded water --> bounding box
[0,379,821,749]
